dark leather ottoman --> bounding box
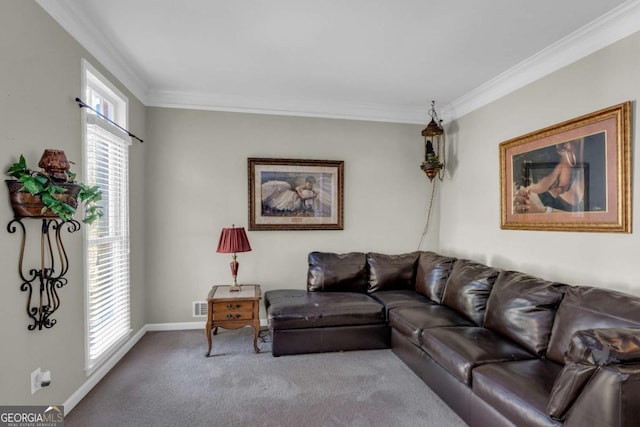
[265,289,390,356]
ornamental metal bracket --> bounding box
[7,218,81,330]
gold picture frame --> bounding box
[248,158,344,231]
[500,101,631,232]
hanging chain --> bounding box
[428,100,439,122]
[418,178,438,249]
[439,132,446,181]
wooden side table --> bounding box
[205,284,261,357]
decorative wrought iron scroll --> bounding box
[7,218,81,330]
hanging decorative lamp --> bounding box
[420,101,446,181]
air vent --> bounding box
[193,301,207,317]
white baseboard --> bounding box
[64,319,269,414]
[64,325,148,413]
[147,319,268,331]
[146,321,205,331]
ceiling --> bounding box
[37,0,639,123]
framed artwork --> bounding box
[248,158,344,230]
[500,101,631,232]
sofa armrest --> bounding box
[547,328,640,421]
[564,363,640,427]
[565,327,640,366]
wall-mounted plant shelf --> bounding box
[5,150,103,330]
[7,217,81,330]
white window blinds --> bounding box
[84,104,132,372]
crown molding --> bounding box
[443,0,640,122]
[37,0,640,124]
[35,0,149,104]
[147,90,427,124]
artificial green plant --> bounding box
[7,154,103,224]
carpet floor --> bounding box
[66,328,467,427]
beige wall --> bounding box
[439,31,640,296]
[4,0,639,412]
[0,1,147,405]
[144,108,430,323]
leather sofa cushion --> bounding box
[484,271,565,356]
[441,259,500,326]
[419,327,534,385]
[389,305,473,345]
[473,360,563,427]
[369,290,433,316]
[265,290,385,330]
[367,252,420,293]
[415,251,456,303]
[546,286,640,363]
[307,252,367,292]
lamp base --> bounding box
[228,256,243,292]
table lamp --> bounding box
[216,225,252,292]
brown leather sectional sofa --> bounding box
[264,251,640,427]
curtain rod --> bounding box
[75,97,144,143]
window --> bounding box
[82,59,131,374]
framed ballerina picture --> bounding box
[500,101,631,233]
[248,158,344,230]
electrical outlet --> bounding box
[31,368,51,394]
[31,368,43,394]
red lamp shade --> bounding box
[216,225,251,292]
[216,226,252,254]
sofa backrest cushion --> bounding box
[484,271,565,356]
[546,286,640,363]
[441,259,500,326]
[367,252,420,293]
[415,252,456,303]
[307,252,367,292]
